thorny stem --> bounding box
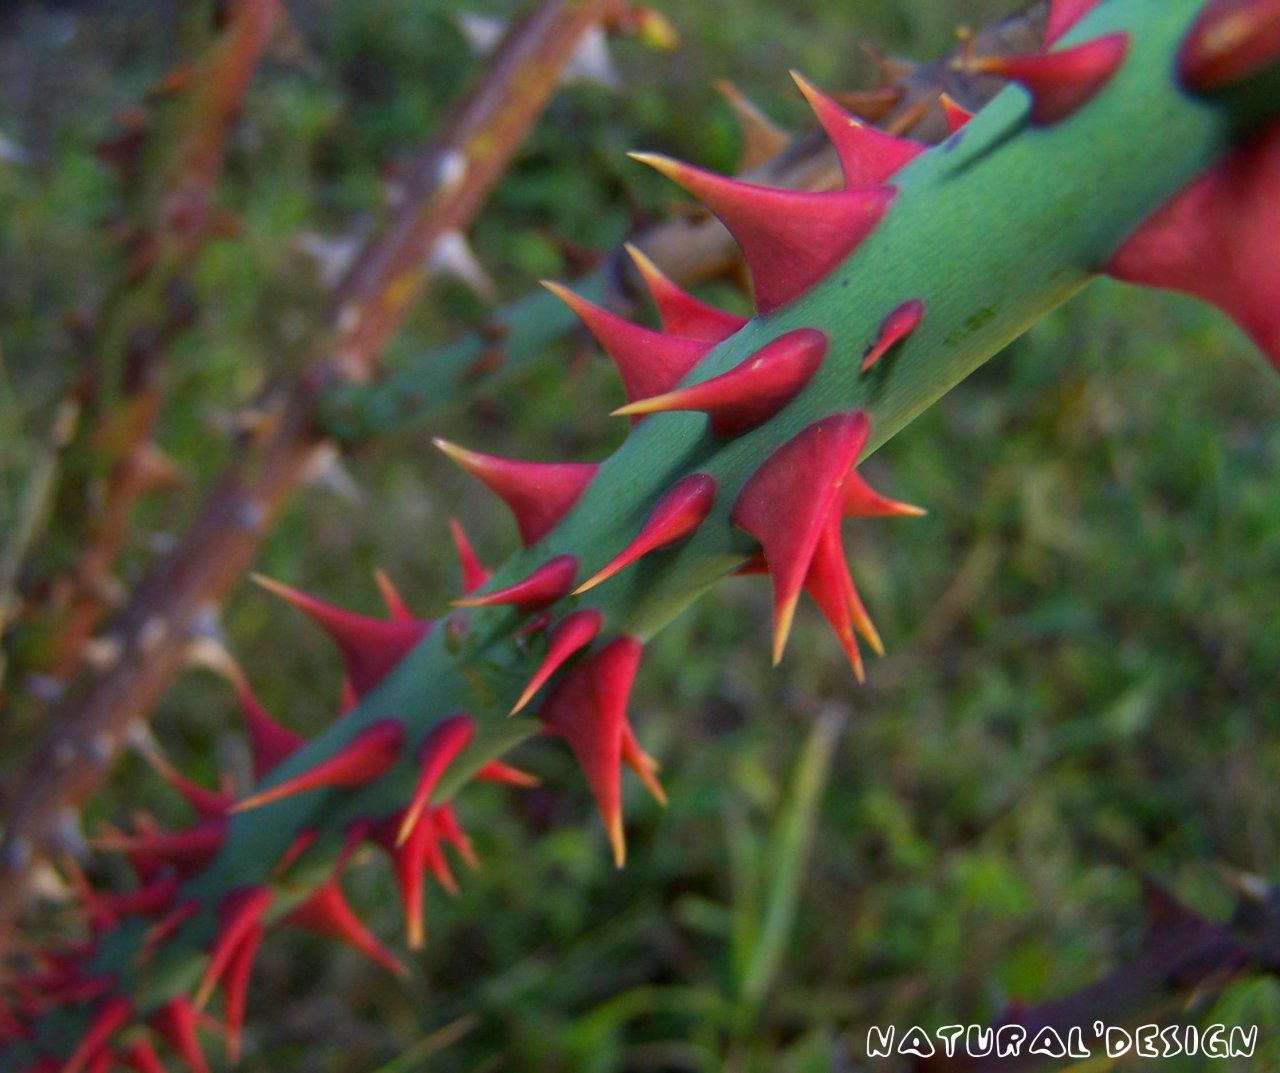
[0,0,616,949]
[320,4,1052,441]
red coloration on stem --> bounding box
[434,439,598,546]
[148,998,209,1073]
[1043,0,1103,48]
[614,329,828,435]
[448,519,491,594]
[861,299,925,372]
[790,72,925,185]
[543,281,714,412]
[731,412,871,664]
[511,609,603,714]
[575,475,717,594]
[538,637,646,867]
[625,244,747,342]
[939,93,973,133]
[196,887,273,1008]
[396,715,475,847]
[969,33,1128,126]
[232,720,404,812]
[630,152,895,314]
[252,575,432,697]
[451,555,578,613]
[1179,0,1280,89]
[283,880,407,978]
[61,995,131,1073]
[1107,120,1280,371]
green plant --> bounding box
[2,0,1278,1069]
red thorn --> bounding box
[543,280,714,414]
[118,1042,167,1073]
[142,751,231,820]
[939,93,973,133]
[149,998,209,1073]
[94,820,225,879]
[624,244,747,342]
[575,474,717,595]
[395,715,475,847]
[60,995,131,1073]
[284,879,408,978]
[790,71,924,185]
[1107,120,1280,371]
[615,329,827,435]
[373,569,413,622]
[232,720,404,813]
[451,555,577,613]
[272,828,318,878]
[196,886,272,1008]
[475,760,541,787]
[1044,0,1103,48]
[732,412,870,664]
[448,519,491,594]
[861,299,924,372]
[139,902,199,964]
[968,33,1128,126]
[222,923,264,1064]
[511,609,603,713]
[228,667,303,780]
[434,439,598,547]
[842,469,926,519]
[1179,0,1280,89]
[630,152,895,314]
[252,575,431,696]
[621,723,667,807]
[539,637,643,868]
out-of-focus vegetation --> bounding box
[1,1,1278,1070]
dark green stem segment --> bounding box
[14,0,1280,1063]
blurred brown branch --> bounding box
[0,0,620,948]
[7,0,282,690]
[914,880,1280,1073]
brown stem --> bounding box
[912,883,1280,1073]
[0,0,615,948]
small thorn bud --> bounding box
[448,518,491,594]
[861,299,924,372]
[938,93,974,134]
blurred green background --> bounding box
[2,1,1279,1070]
